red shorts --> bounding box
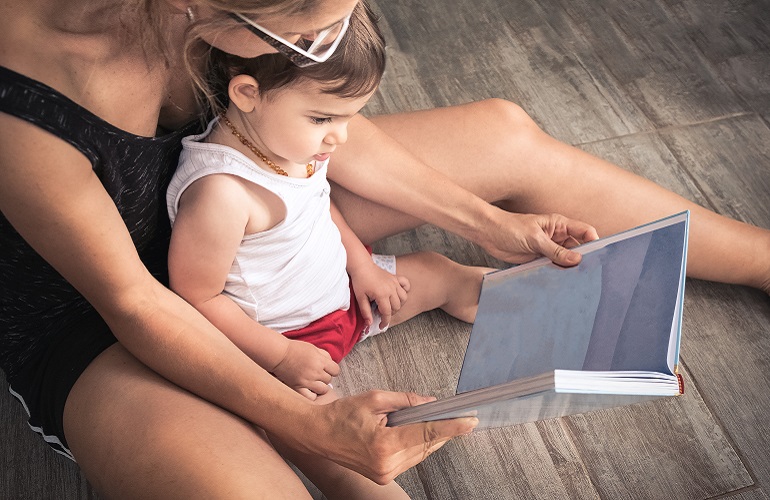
[282,285,365,363]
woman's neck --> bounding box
[45,1,126,35]
[1,0,129,37]
[0,0,152,68]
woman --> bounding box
[0,1,767,499]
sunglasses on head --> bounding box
[228,12,352,67]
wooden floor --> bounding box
[3,0,770,498]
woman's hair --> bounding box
[207,1,385,113]
[131,1,319,63]
[129,0,325,114]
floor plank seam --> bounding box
[570,111,757,148]
[707,483,763,499]
[678,357,760,488]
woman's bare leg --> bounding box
[333,100,770,292]
[64,343,311,499]
[269,389,409,500]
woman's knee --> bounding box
[472,98,542,134]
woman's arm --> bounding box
[168,175,339,398]
[329,114,599,265]
[0,115,309,432]
[0,114,477,483]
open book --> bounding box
[388,212,689,429]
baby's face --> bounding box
[247,81,374,167]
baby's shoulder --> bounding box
[178,173,253,214]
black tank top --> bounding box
[0,65,201,380]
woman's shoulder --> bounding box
[0,4,184,138]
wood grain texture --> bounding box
[678,280,770,491]
[367,0,655,144]
[659,114,770,225]
[3,0,770,498]
[726,489,770,500]
[664,0,770,121]
[563,366,751,499]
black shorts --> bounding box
[6,313,117,461]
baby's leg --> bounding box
[271,388,410,500]
[390,252,494,326]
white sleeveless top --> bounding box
[167,118,350,332]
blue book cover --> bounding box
[388,212,689,428]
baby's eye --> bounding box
[309,116,332,125]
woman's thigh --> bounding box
[333,100,555,242]
[347,99,770,287]
[337,99,684,240]
[63,343,310,500]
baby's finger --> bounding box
[389,290,404,315]
[397,275,411,292]
[307,380,331,396]
[376,298,393,330]
[396,280,409,304]
[357,295,374,326]
[297,387,318,401]
[323,356,341,377]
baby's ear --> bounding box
[228,75,261,113]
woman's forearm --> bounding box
[329,114,497,244]
[328,113,598,266]
[110,275,312,437]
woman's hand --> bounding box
[291,390,479,484]
[272,340,340,400]
[349,263,410,329]
[478,211,599,266]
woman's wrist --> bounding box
[448,195,502,249]
[261,393,326,455]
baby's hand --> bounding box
[272,340,340,400]
[349,264,410,330]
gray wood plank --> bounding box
[548,0,749,128]
[369,0,749,136]
[663,0,770,130]
[663,0,770,64]
[564,365,752,499]
[678,280,770,492]
[725,488,770,500]
[658,114,770,226]
[366,0,654,144]
[716,51,770,120]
